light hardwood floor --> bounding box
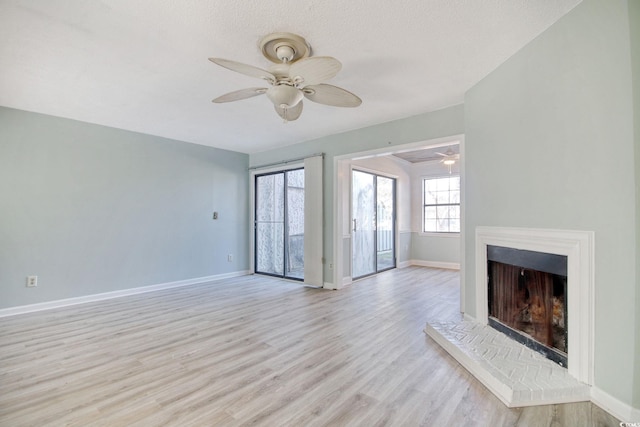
[0,267,620,426]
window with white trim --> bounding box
[423,175,460,233]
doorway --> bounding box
[254,168,304,280]
[352,169,396,279]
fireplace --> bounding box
[487,245,568,367]
[475,226,594,385]
[424,227,594,406]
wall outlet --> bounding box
[227,254,233,262]
[213,212,218,220]
[27,275,38,287]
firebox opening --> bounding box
[487,245,568,367]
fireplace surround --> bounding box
[475,227,594,385]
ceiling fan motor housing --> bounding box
[275,43,296,62]
[268,63,293,81]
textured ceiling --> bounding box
[0,0,581,154]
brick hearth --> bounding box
[425,319,590,407]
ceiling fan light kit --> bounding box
[436,148,460,173]
[209,32,361,122]
[266,85,304,108]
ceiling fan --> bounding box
[436,148,460,173]
[208,32,362,122]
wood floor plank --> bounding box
[0,267,621,426]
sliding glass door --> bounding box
[352,170,396,279]
[255,168,304,280]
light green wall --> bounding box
[410,234,459,264]
[464,0,636,407]
[629,0,640,410]
[250,105,465,282]
[0,107,250,309]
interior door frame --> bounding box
[332,134,465,314]
[350,167,397,280]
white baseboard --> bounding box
[591,386,640,423]
[0,270,251,318]
[323,281,339,290]
[410,260,460,270]
[398,260,412,268]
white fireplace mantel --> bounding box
[474,226,594,385]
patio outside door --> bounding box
[352,170,396,279]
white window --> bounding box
[423,176,460,233]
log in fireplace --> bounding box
[487,245,568,367]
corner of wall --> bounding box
[629,0,640,411]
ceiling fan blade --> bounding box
[289,57,342,86]
[303,84,362,107]
[208,58,275,83]
[274,101,303,121]
[436,150,459,158]
[212,87,267,103]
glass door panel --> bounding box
[286,169,304,279]
[255,168,304,281]
[376,176,395,272]
[352,170,376,279]
[255,173,285,276]
[255,222,284,275]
